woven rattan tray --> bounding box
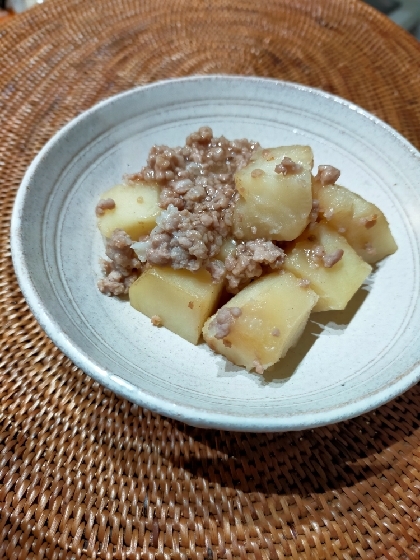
[2,1,420,558]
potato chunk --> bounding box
[233,146,313,241]
[97,181,161,240]
[283,223,372,312]
[312,180,397,263]
[202,271,318,373]
[129,266,223,344]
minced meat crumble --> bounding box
[208,306,242,339]
[98,229,143,296]
[274,156,303,175]
[225,240,284,293]
[130,128,260,280]
[96,198,116,216]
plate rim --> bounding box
[10,75,420,431]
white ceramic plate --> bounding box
[11,76,420,431]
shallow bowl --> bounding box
[11,76,420,431]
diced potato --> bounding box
[97,181,161,240]
[283,223,372,312]
[202,271,318,373]
[129,266,224,344]
[233,146,313,241]
[312,180,397,264]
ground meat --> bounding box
[96,198,116,216]
[206,259,226,283]
[323,248,344,268]
[151,315,163,326]
[128,127,259,272]
[209,306,242,339]
[308,244,344,268]
[252,360,264,375]
[315,165,340,186]
[97,229,142,296]
[97,269,127,296]
[132,203,229,271]
[225,240,285,293]
[274,157,303,175]
[310,199,319,223]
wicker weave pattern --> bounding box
[1,1,420,558]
